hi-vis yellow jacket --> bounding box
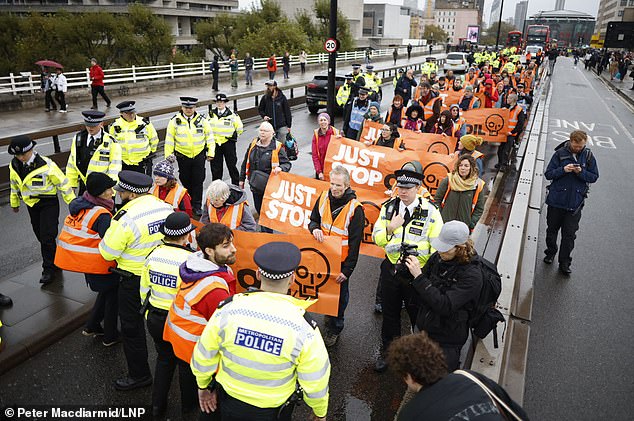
[140,243,192,311]
[10,154,75,208]
[108,115,158,165]
[165,112,215,159]
[191,291,330,418]
[66,130,122,188]
[99,194,173,276]
[207,108,244,146]
[372,195,443,266]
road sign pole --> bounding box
[327,0,338,126]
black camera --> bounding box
[393,243,420,279]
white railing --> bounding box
[1,45,439,95]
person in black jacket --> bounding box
[395,68,418,106]
[210,55,220,92]
[258,80,292,141]
[308,165,365,347]
[405,220,482,371]
[388,332,529,421]
[239,121,291,232]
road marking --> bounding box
[578,66,634,144]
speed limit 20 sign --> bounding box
[324,38,339,53]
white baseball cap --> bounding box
[431,221,470,252]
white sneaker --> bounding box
[59,109,67,113]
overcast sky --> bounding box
[238,0,601,21]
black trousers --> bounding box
[45,90,57,110]
[218,386,292,421]
[122,160,152,176]
[251,189,272,233]
[379,259,419,350]
[441,345,461,372]
[91,85,111,108]
[177,150,207,212]
[497,135,517,166]
[118,274,150,380]
[146,306,197,412]
[545,205,582,266]
[27,198,60,273]
[212,76,219,91]
[85,274,119,342]
[55,91,66,111]
[211,141,239,185]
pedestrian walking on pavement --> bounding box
[89,58,111,110]
[244,52,254,86]
[9,135,75,284]
[43,69,58,112]
[393,48,399,65]
[99,171,173,391]
[53,67,67,112]
[267,54,277,80]
[299,50,307,74]
[407,43,413,60]
[282,51,291,80]
[388,332,529,420]
[164,96,215,217]
[66,110,122,194]
[309,165,365,347]
[257,80,292,141]
[151,158,193,217]
[190,241,331,421]
[543,130,599,275]
[211,55,220,91]
[109,101,159,175]
[207,93,244,185]
[229,55,239,88]
[140,212,198,418]
[55,172,120,346]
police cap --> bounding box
[358,87,370,95]
[180,96,198,107]
[395,161,423,188]
[160,211,195,237]
[116,100,136,113]
[344,73,354,80]
[398,68,405,74]
[351,63,362,70]
[215,93,228,102]
[82,110,106,127]
[114,170,153,194]
[366,64,374,70]
[8,135,36,155]
[264,80,278,87]
[254,242,301,281]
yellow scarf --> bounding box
[448,172,479,192]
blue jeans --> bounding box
[325,279,349,334]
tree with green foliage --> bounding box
[125,4,173,65]
[423,25,448,45]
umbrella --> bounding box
[35,60,63,69]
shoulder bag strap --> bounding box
[454,370,522,421]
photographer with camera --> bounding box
[404,220,483,371]
[372,162,443,373]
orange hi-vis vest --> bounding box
[458,95,478,110]
[151,183,188,210]
[317,191,362,262]
[386,107,406,125]
[508,105,522,135]
[206,198,245,229]
[55,206,116,275]
[441,178,485,214]
[423,97,442,120]
[245,139,281,178]
[163,268,233,363]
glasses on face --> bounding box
[382,128,391,132]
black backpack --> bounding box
[470,256,506,348]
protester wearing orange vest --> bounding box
[308,165,365,347]
[458,134,485,176]
[239,121,291,232]
[200,180,256,231]
[140,212,198,419]
[458,85,481,111]
[434,155,487,231]
[56,172,121,346]
[495,93,525,172]
[164,223,237,365]
[151,157,193,217]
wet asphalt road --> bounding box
[523,58,634,420]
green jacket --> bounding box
[434,177,487,230]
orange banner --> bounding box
[231,230,341,316]
[462,108,510,143]
[438,90,463,108]
[324,137,456,197]
[258,171,386,259]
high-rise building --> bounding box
[526,9,596,47]
[554,0,566,11]
[435,6,479,44]
[489,0,502,28]
[595,0,632,39]
[514,0,529,33]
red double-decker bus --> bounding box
[506,31,523,48]
[525,25,551,49]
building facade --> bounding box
[489,0,502,27]
[435,7,479,44]
[525,9,596,48]
[0,0,238,47]
[515,0,528,33]
[595,0,634,39]
[363,2,413,44]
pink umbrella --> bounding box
[35,60,63,69]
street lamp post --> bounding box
[494,0,505,52]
